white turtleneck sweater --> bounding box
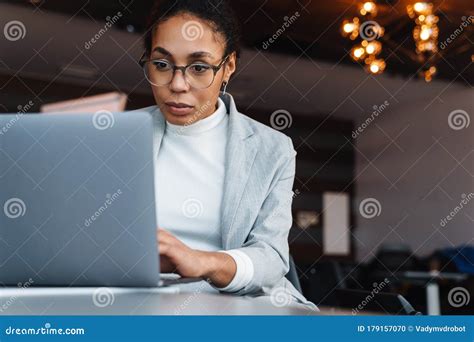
[155,97,253,292]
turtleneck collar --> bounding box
[165,97,227,136]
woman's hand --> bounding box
[157,228,207,277]
[157,228,237,287]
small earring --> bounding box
[221,81,228,95]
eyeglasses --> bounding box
[139,52,229,89]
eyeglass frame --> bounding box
[138,51,230,89]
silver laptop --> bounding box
[0,110,176,287]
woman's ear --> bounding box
[224,52,237,82]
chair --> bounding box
[285,254,303,294]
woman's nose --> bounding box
[169,69,190,93]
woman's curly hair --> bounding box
[143,0,242,60]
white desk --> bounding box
[0,287,319,315]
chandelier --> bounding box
[341,1,441,82]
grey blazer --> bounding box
[136,93,317,310]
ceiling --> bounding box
[0,1,471,119]
[4,0,473,85]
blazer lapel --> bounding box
[219,94,258,249]
[151,107,165,159]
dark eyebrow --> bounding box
[189,51,214,59]
[152,46,171,56]
[151,47,214,59]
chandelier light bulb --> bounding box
[364,41,382,55]
[422,66,437,82]
[414,2,432,15]
[351,45,366,60]
[343,22,356,33]
[420,27,432,40]
[366,58,386,74]
[360,2,378,16]
[407,2,433,18]
[341,17,360,40]
[341,1,440,80]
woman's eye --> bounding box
[189,64,211,74]
[152,60,171,70]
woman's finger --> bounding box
[158,228,172,236]
[159,256,175,273]
[158,233,174,245]
[159,243,170,255]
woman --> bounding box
[136,0,316,309]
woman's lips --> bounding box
[165,103,194,116]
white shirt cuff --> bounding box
[213,249,254,293]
